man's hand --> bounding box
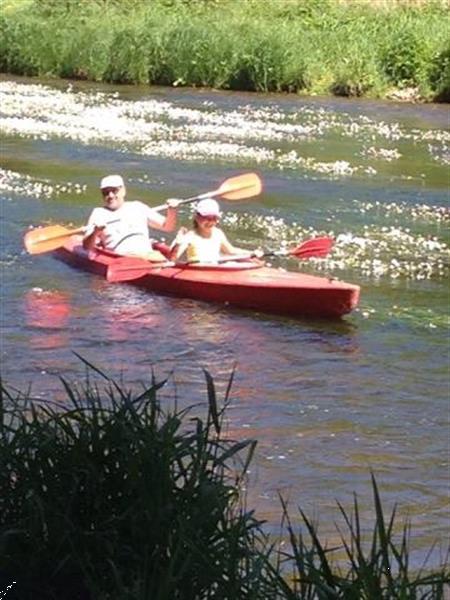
[166,198,181,209]
[82,224,106,251]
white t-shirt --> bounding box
[86,201,162,255]
[183,228,227,263]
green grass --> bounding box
[0,0,449,100]
[275,480,449,599]
[1,359,448,599]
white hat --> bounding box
[196,198,221,217]
[100,174,124,189]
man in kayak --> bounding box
[83,174,180,259]
[170,198,260,263]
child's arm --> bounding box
[220,231,263,259]
[169,227,190,260]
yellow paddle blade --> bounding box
[153,172,264,212]
[24,225,85,255]
[216,172,262,200]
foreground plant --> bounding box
[272,476,449,599]
[0,363,448,599]
[0,365,272,600]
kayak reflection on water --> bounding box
[24,289,71,351]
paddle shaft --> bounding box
[106,237,333,283]
[153,191,220,212]
[38,226,86,241]
[214,237,334,263]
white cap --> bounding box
[100,174,124,189]
[196,198,221,217]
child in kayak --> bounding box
[83,174,180,259]
[170,198,261,263]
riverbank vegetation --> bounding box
[0,0,449,102]
[1,365,448,599]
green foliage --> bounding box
[0,0,448,100]
[228,27,302,93]
[428,44,450,101]
[276,475,450,598]
[0,367,270,599]
[104,23,153,84]
[153,17,240,89]
[330,55,381,98]
[380,29,429,86]
[0,1,114,80]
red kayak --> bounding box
[53,236,360,319]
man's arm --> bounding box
[147,199,180,233]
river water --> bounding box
[1,76,449,567]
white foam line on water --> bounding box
[140,140,275,163]
[351,199,450,223]
[2,81,449,174]
[0,167,86,198]
[2,80,448,281]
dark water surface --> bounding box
[1,77,449,567]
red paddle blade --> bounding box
[290,237,334,259]
[106,258,174,283]
[107,265,152,283]
[216,172,262,200]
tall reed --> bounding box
[0,365,273,599]
[272,476,449,599]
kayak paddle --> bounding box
[23,219,122,255]
[24,173,263,255]
[105,237,333,284]
[265,236,333,260]
[215,236,334,263]
[153,172,262,211]
[106,258,175,283]
[24,225,87,255]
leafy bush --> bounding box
[428,43,450,101]
[330,55,381,97]
[0,0,449,100]
[379,28,428,87]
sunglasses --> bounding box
[197,214,219,221]
[101,187,121,196]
